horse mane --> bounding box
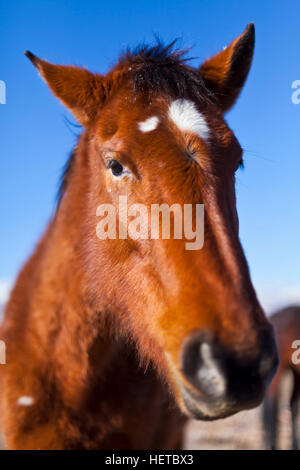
[56,40,215,209]
[121,39,215,103]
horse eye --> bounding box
[236,159,244,172]
[109,159,124,176]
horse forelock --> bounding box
[107,40,216,105]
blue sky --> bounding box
[0,0,299,311]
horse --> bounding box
[0,24,278,450]
[263,306,300,450]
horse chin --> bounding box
[179,386,237,421]
[179,384,263,421]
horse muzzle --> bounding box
[176,329,278,420]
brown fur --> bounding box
[263,306,300,449]
[0,24,276,449]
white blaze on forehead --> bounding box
[138,116,159,133]
[17,396,34,406]
[168,99,210,141]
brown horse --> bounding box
[263,306,300,450]
[0,24,278,450]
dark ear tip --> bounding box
[24,51,39,68]
[244,23,255,37]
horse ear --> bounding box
[25,51,106,126]
[199,23,255,113]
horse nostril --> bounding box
[259,355,275,379]
[181,335,226,399]
[197,342,226,397]
[258,331,279,383]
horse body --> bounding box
[0,186,184,449]
[263,306,300,450]
[0,25,278,449]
